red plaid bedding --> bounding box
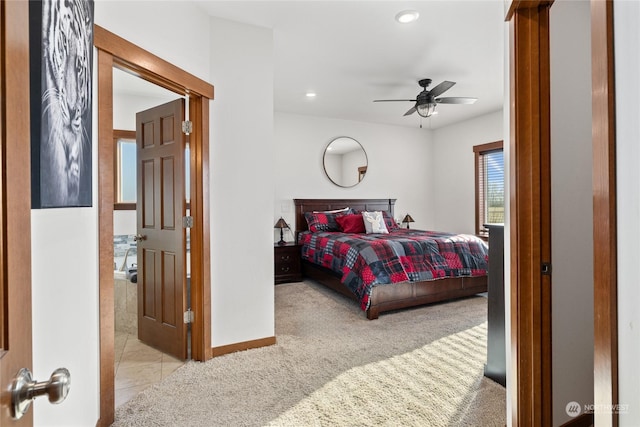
[298,229,489,310]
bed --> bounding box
[294,198,488,319]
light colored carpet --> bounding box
[113,280,505,426]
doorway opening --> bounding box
[112,69,191,407]
[95,24,213,426]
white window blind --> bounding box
[474,141,504,236]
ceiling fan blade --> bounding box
[403,106,417,116]
[373,99,416,102]
[435,97,478,104]
[427,81,456,98]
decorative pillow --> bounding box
[335,214,366,233]
[362,211,389,234]
[382,211,399,231]
[305,211,347,232]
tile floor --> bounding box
[114,332,184,408]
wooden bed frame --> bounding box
[294,198,488,319]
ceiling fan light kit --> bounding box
[416,102,436,118]
[373,78,477,123]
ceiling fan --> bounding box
[373,78,477,118]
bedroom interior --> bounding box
[104,0,505,417]
[3,0,634,425]
[107,1,600,424]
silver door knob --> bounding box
[134,234,147,242]
[11,367,71,420]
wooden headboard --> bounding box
[294,198,396,236]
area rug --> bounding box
[113,280,505,426]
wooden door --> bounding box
[1,1,34,424]
[136,99,187,360]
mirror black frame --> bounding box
[322,136,368,188]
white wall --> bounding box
[274,112,432,235]
[431,110,503,234]
[95,0,210,82]
[614,1,640,424]
[114,210,136,236]
[113,92,178,131]
[549,1,594,424]
[209,17,275,347]
[32,209,99,426]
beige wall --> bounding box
[431,110,504,234]
[614,1,640,424]
[274,112,433,231]
[549,1,594,424]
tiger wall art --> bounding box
[31,0,94,208]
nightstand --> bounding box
[274,243,302,284]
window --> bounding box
[114,130,136,210]
[473,141,504,236]
[113,129,191,210]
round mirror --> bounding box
[323,137,368,188]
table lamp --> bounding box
[402,214,415,229]
[274,217,290,245]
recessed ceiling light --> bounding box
[306,92,317,98]
[395,10,419,24]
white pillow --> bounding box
[362,211,389,234]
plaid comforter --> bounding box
[299,229,488,310]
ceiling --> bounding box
[115,1,505,130]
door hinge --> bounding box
[542,262,552,276]
[182,120,192,135]
[184,308,194,324]
[182,216,194,228]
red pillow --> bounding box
[336,214,366,233]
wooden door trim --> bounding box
[187,96,212,360]
[94,26,214,99]
[0,1,34,424]
[591,1,618,425]
[95,26,213,426]
[96,50,115,427]
[507,2,553,425]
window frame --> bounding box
[473,140,504,237]
[113,129,136,210]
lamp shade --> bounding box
[402,214,415,224]
[274,217,289,229]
